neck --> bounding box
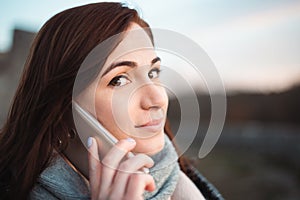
[63,136,89,179]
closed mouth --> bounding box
[135,118,164,132]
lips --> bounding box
[135,118,164,132]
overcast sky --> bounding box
[1,0,300,93]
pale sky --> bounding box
[1,0,300,93]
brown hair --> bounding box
[0,2,155,199]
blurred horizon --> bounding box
[1,27,300,94]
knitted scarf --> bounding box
[32,134,180,199]
[144,134,180,200]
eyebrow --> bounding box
[101,56,161,77]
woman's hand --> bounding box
[88,137,156,200]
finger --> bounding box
[119,153,154,173]
[126,173,156,199]
[99,138,136,197]
[101,138,136,168]
[88,137,101,200]
[110,154,154,198]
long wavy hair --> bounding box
[0,2,190,199]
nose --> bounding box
[139,82,167,110]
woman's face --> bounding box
[94,23,168,155]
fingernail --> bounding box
[87,137,93,148]
[143,168,150,174]
[126,138,136,143]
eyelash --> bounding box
[148,67,161,79]
[108,75,129,87]
[108,67,161,87]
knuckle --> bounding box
[118,161,131,172]
[130,173,143,183]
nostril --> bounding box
[138,82,168,110]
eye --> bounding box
[148,68,161,79]
[108,75,131,87]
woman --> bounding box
[0,2,223,199]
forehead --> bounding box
[100,23,155,73]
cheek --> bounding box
[95,89,133,139]
[95,91,114,127]
[161,88,169,108]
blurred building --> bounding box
[0,29,35,125]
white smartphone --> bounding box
[72,101,119,160]
[72,101,148,173]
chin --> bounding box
[133,131,165,155]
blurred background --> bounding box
[1,0,300,199]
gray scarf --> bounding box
[144,134,180,200]
[32,134,179,200]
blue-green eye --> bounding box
[148,68,161,79]
[108,75,131,87]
